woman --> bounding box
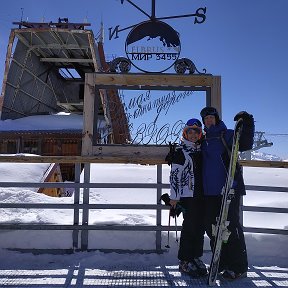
[169,118,207,278]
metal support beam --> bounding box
[156,164,162,253]
[81,163,91,250]
[40,58,94,63]
[73,163,81,249]
[30,44,91,50]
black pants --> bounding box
[178,197,205,261]
[204,195,248,273]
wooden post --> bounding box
[82,73,96,156]
[210,76,222,118]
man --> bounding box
[200,107,254,280]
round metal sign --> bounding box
[125,20,181,73]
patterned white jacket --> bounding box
[169,138,202,200]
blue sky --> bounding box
[0,0,288,158]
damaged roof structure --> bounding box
[0,19,130,144]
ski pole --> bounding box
[175,215,179,243]
[165,209,171,248]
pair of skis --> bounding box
[207,119,243,286]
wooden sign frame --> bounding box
[82,72,221,164]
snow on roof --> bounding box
[0,113,84,131]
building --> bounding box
[0,19,130,182]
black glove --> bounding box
[160,193,171,206]
[165,152,173,166]
[159,193,184,217]
[165,142,177,166]
[234,111,254,126]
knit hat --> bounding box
[200,106,220,124]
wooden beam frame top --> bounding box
[93,72,215,87]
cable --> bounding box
[265,134,288,136]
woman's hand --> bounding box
[170,199,179,208]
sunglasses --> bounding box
[186,118,202,127]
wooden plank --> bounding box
[0,152,287,168]
[87,32,99,72]
[91,145,170,164]
[94,73,215,87]
[239,160,288,168]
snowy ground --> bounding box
[0,162,287,287]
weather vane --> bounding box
[109,0,206,40]
[108,0,207,73]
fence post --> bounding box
[72,163,81,249]
[156,164,162,253]
[81,163,91,250]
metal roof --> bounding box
[11,22,99,74]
